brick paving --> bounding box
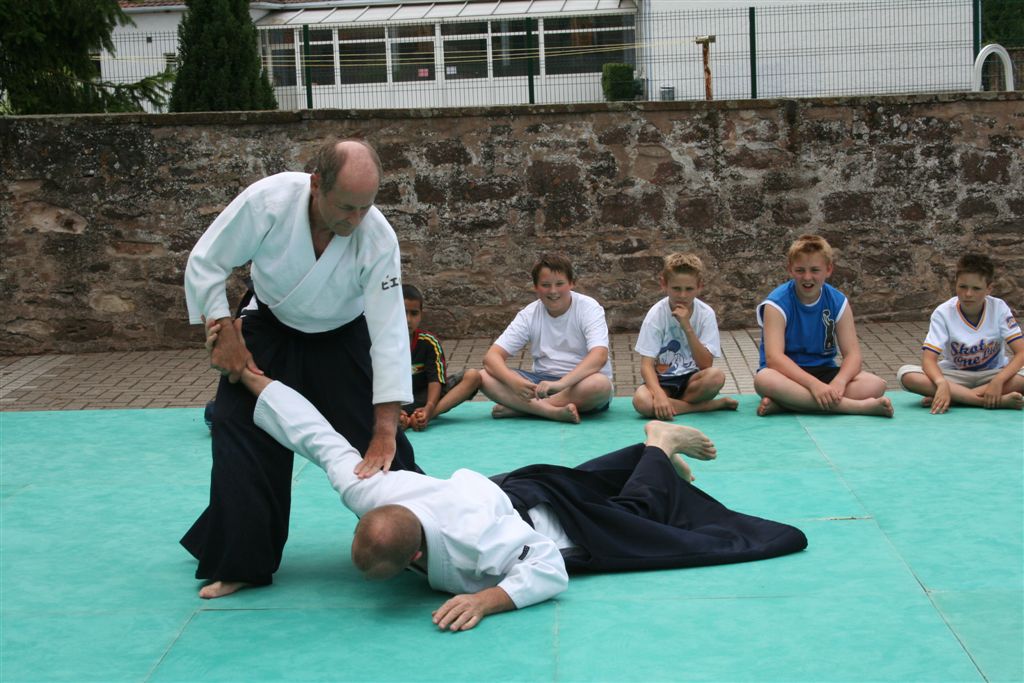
[0,322,928,412]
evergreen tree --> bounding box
[982,0,1024,47]
[170,0,277,112]
[0,0,172,115]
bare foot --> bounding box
[1001,392,1024,410]
[551,403,581,424]
[644,420,717,461]
[920,397,933,408]
[668,453,694,483]
[199,581,250,599]
[718,397,740,411]
[865,396,895,418]
[676,397,740,414]
[398,413,411,430]
[756,396,784,416]
[491,404,525,419]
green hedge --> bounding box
[602,63,638,101]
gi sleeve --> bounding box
[361,236,413,405]
[253,381,363,492]
[253,381,430,516]
[184,185,271,324]
[479,514,569,609]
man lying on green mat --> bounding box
[211,320,808,631]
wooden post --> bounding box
[695,35,716,101]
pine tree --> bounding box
[170,0,277,112]
[0,0,172,114]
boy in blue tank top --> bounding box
[754,234,893,417]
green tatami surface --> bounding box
[1,394,1022,683]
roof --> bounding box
[121,0,636,14]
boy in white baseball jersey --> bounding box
[899,253,1024,413]
[632,253,738,419]
[480,253,614,424]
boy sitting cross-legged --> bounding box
[400,285,482,431]
[898,253,1024,413]
[479,253,614,424]
[632,253,738,419]
[754,234,893,418]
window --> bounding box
[164,52,178,72]
[543,14,635,75]
[303,29,336,85]
[265,29,297,87]
[338,26,387,84]
[442,21,489,36]
[392,40,435,81]
[491,20,533,78]
[444,38,488,79]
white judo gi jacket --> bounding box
[254,381,569,608]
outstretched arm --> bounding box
[432,587,515,632]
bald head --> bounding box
[311,138,382,194]
[351,505,422,580]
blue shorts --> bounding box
[657,371,698,399]
[513,369,611,414]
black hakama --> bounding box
[181,301,420,585]
[497,444,807,573]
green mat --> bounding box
[1,394,1021,682]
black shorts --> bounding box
[800,365,840,383]
[658,371,699,399]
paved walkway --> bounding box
[0,321,927,411]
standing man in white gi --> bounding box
[181,139,421,599]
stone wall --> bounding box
[1,92,1022,355]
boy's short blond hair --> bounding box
[662,253,704,282]
[786,234,834,265]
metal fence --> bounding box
[99,0,1012,112]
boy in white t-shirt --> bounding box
[480,253,614,424]
[633,253,738,419]
[898,253,1024,413]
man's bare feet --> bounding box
[756,396,784,416]
[199,580,250,599]
[644,420,717,462]
[668,453,695,482]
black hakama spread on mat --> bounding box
[181,300,420,586]
[495,444,806,573]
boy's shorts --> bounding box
[402,370,477,413]
[512,368,611,414]
[897,364,1024,389]
[800,365,840,383]
[656,371,699,399]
